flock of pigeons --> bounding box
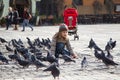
[0,37,118,79]
[88,38,118,68]
[0,37,76,79]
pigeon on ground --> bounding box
[63,54,76,63]
[5,45,13,52]
[18,38,23,44]
[31,55,47,71]
[46,50,57,64]
[105,42,112,51]
[0,37,8,43]
[106,50,113,60]
[26,37,33,48]
[8,49,20,60]
[81,57,88,69]
[43,62,60,79]
[111,41,116,50]
[0,52,9,64]
[93,44,103,51]
[88,38,102,51]
[101,51,118,68]
[105,38,116,51]
[94,49,103,60]
[88,38,96,49]
[11,39,20,48]
[16,58,30,68]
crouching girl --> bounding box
[50,23,77,58]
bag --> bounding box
[28,13,32,20]
[26,12,32,20]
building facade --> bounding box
[0,0,36,18]
[0,0,120,24]
[66,0,120,15]
[0,0,120,17]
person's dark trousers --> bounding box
[55,42,70,58]
[6,19,12,30]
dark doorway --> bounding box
[15,4,24,18]
[9,0,31,18]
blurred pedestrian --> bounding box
[21,7,33,31]
[13,7,19,30]
[5,7,13,30]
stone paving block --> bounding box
[4,79,14,80]
[24,78,32,80]
[14,79,24,80]
[59,77,67,80]
[31,78,41,80]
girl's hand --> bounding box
[72,53,78,59]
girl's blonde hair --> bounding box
[53,32,68,41]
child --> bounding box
[50,23,77,58]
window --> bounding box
[115,4,120,12]
[73,0,83,5]
[39,0,57,16]
[0,0,3,10]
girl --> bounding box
[50,23,77,58]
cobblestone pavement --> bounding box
[0,24,120,80]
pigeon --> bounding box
[106,50,113,60]
[0,37,8,43]
[8,49,20,60]
[93,44,103,51]
[88,38,102,51]
[94,49,103,60]
[11,39,20,48]
[0,52,9,64]
[36,55,47,61]
[16,58,30,68]
[105,38,116,51]
[47,38,51,43]
[18,38,23,44]
[46,50,57,64]
[32,55,47,71]
[43,62,60,79]
[101,51,118,67]
[105,42,112,51]
[5,45,13,52]
[63,54,76,63]
[88,38,96,49]
[21,49,32,61]
[26,37,33,48]
[111,41,116,50]
[81,57,88,68]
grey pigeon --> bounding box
[5,45,13,52]
[81,57,88,68]
[43,62,60,79]
[106,50,113,60]
[94,49,103,60]
[101,51,118,68]
[88,38,96,49]
[63,54,76,63]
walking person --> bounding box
[5,7,13,30]
[13,7,19,30]
[50,23,77,58]
[21,7,33,31]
